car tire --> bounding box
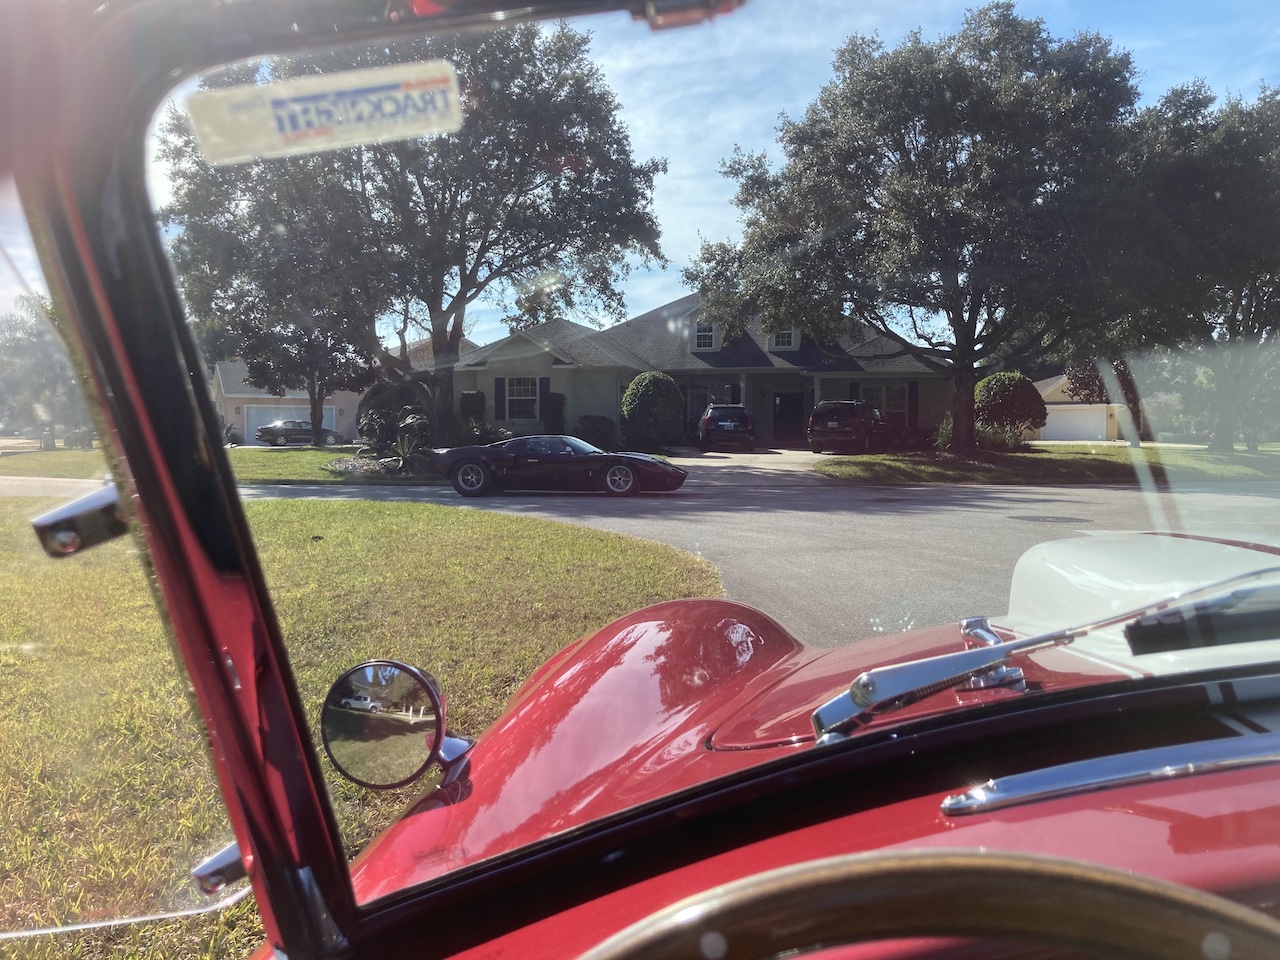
[323,432,339,446]
[273,435,287,446]
[698,438,709,452]
[603,463,639,496]
[810,443,823,454]
[451,459,493,497]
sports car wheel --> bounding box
[451,460,493,497]
[603,463,638,496]
[582,849,1280,960]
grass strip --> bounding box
[0,496,720,958]
[0,447,445,485]
[814,443,1280,485]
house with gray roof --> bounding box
[212,360,365,445]
[454,293,950,445]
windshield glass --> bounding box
[562,436,604,455]
[10,0,1280,949]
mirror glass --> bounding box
[321,661,444,789]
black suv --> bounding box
[697,403,756,451]
[807,400,889,454]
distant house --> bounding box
[453,293,950,445]
[1030,374,1129,441]
[211,360,364,445]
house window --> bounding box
[771,328,798,350]
[694,320,715,351]
[686,384,711,422]
[862,383,909,426]
[507,377,538,420]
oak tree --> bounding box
[686,3,1137,451]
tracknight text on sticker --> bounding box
[187,61,463,165]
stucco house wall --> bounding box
[455,338,628,434]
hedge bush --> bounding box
[620,372,684,451]
[975,372,1046,440]
[577,414,618,450]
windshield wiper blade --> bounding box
[1126,584,1280,654]
[812,565,1280,747]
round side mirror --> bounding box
[321,660,445,790]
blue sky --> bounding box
[4,0,1280,344]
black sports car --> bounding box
[427,435,688,497]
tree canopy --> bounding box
[685,2,1138,451]
[0,294,87,432]
[159,23,665,434]
[1119,83,1280,450]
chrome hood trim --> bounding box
[942,729,1280,816]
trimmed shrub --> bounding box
[64,428,95,450]
[544,392,567,435]
[620,372,684,451]
[577,414,618,450]
[459,391,486,423]
[975,373,1046,438]
[357,408,433,474]
[935,413,1023,452]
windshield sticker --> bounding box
[187,61,462,165]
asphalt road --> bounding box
[229,451,1280,648]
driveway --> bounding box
[232,451,1280,648]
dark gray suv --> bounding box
[697,403,756,451]
[806,400,889,454]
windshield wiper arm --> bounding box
[813,565,1280,746]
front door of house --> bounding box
[773,392,805,445]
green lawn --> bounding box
[0,497,720,958]
[226,446,446,484]
[0,446,445,485]
[814,443,1280,485]
[0,449,110,479]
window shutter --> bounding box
[907,381,919,427]
[848,382,861,400]
[495,378,506,420]
[538,377,551,422]
[730,383,741,404]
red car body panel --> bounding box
[349,598,1150,902]
[344,764,1280,960]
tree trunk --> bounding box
[308,374,326,446]
[948,365,977,453]
[1207,366,1241,452]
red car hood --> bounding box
[349,597,1129,900]
[350,529,1280,901]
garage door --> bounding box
[244,404,335,445]
[1040,405,1106,441]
